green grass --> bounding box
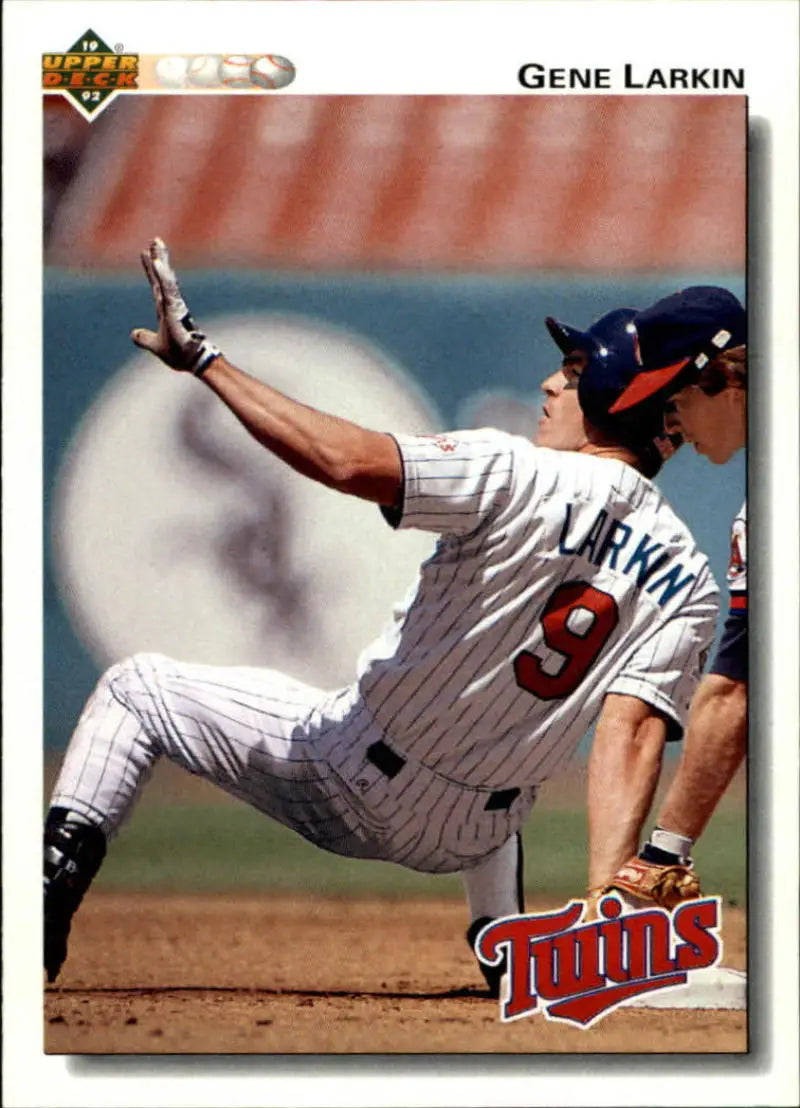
[95,795,745,906]
[100,804,464,898]
[48,755,745,904]
[519,805,746,906]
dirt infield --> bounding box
[44,893,746,1054]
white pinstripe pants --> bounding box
[50,653,536,875]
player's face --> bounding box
[535,353,589,451]
[666,384,746,464]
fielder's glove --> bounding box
[601,854,701,911]
[130,237,222,375]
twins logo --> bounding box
[477,894,722,1027]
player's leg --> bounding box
[44,808,107,982]
[462,832,525,996]
[44,657,158,982]
[44,651,335,981]
[48,652,333,833]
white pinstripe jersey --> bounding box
[353,430,719,791]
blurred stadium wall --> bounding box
[44,94,745,749]
[46,95,744,270]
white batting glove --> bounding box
[130,237,222,375]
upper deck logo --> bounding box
[43,30,138,119]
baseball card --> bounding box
[3,2,798,1106]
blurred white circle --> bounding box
[220,55,253,88]
[52,314,442,690]
[251,55,296,90]
[187,55,222,88]
[154,56,189,89]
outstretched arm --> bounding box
[200,356,403,505]
[131,238,403,507]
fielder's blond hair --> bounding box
[697,344,747,395]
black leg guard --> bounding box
[44,808,107,983]
[466,833,525,998]
[466,915,504,996]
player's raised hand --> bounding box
[130,238,222,375]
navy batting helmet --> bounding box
[545,307,669,451]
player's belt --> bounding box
[365,740,521,811]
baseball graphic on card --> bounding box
[154,56,190,89]
[220,55,254,88]
[250,55,296,89]
[187,55,223,88]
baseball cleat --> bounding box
[466,916,507,998]
[44,809,107,983]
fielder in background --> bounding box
[44,240,718,994]
[600,287,747,908]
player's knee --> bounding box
[103,652,167,700]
